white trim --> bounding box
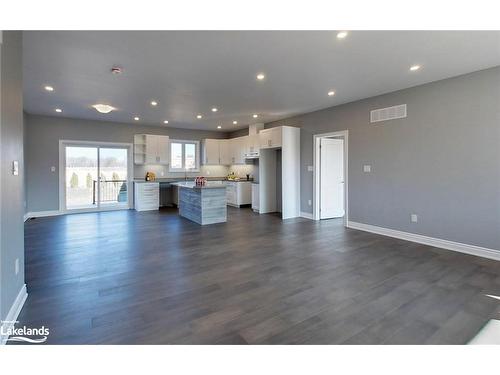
[313,130,349,223]
[300,211,314,220]
[347,221,500,261]
[1,284,28,345]
[468,320,500,344]
[25,210,62,219]
[23,213,29,222]
[25,207,132,220]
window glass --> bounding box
[185,143,196,170]
[170,143,183,169]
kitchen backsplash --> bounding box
[134,163,256,180]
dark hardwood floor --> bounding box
[14,207,500,344]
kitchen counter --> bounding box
[174,182,227,225]
[171,181,227,190]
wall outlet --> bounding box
[307,166,313,172]
[363,165,371,173]
[160,171,164,177]
[51,166,56,172]
[206,170,210,175]
[308,200,312,206]
[411,214,418,223]
[15,258,19,275]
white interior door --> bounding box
[320,138,345,219]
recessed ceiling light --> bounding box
[197,114,203,119]
[410,65,421,71]
[92,104,115,114]
[55,108,62,113]
[256,73,265,80]
[211,107,218,112]
[337,31,348,39]
[111,66,123,75]
[328,91,335,96]
[217,125,222,129]
[233,120,238,125]
[44,85,54,92]
[253,114,258,118]
[163,120,169,124]
[134,116,140,121]
[151,101,158,106]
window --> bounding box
[169,140,200,172]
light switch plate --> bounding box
[12,161,19,175]
[411,214,418,223]
[307,166,313,172]
[363,165,371,173]
[51,166,56,172]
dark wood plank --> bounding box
[10,207,500,344]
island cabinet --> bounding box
[173,182,227,225]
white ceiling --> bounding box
[23,31,500,131]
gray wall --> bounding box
[266,67,500,250]
[24,114,228,212]
[1,31,25,320]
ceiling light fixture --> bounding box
[163,120,169,124]
[211,107,218,112]
[55,108,62,113]
[256,73,265,80]
[337,31,348,39]
[44,85,54,92]
[253,114,258,118]
[197,114,202,119]
[92,104,115,114]
[410,65,421,71]
[111,66,123,75]
[217,125,222,129]
[151,101,158,106]
[328,91,335,96]
[134,116,140,121]
[233,120,238,125]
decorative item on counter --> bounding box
[195,176,207,186]
[145,171,156,181]
[246,174,250,181]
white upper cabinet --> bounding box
[259,127,282,149]
[134,134,169,165]
[219,139,232,165]
[202,139,220,165]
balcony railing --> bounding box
[92,180,128,204]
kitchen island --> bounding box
[171,181,227,225]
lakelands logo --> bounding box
[1,320,49,343]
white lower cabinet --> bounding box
[134,182,159,211]
[226,181,252,207]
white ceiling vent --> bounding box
[370,104,407,123]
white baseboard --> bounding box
[300,211,314,220]
[347,221,500,262]
[25,210,62,220]
[0,284,28,345]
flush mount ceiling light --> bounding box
[151,101,158,106]
[55,108,62,113]
[328,90,335,96]
[337,31,348,39]
[211,107,218,112]
[163,120,169,124]
[44,85,54,92]
[410,64,421,71]
[197,114,203,119]
[217,125,222,129]
[134,116,140,121]
[253,114,258,118]
[233,120,238,125]
[256,73,265,80]
[92,104,115,114]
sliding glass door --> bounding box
[62,142,131,212]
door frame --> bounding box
[59,140,133,214]
[313,130,349,224]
